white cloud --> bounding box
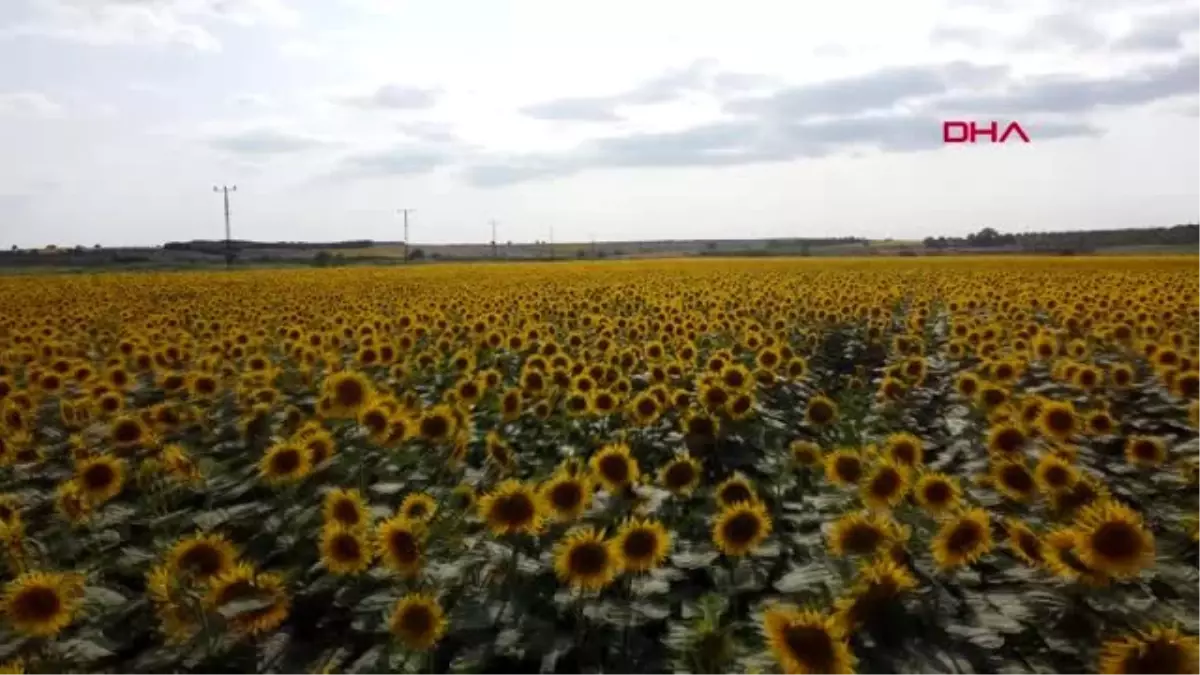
[0,92,63,118]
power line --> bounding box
[397,208,415,263]
[213,185,237,268]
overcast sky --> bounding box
[1,0,1197,247]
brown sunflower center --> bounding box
[1046,409,1074,433]
[834,457,862,483]
[1017,531,1043,563]
[420,416,449,439]
[719,483,752,505]
[399,604,434,636]
[1091,522,1142,561]
[1043,465,1070,487]
[664,462,696,489]
[891,443,916,464]
[82,463,116,490]
[331,499,361,525]
[494,493,535,526]
[549,482,583,511]
[1125,639,1187,674]
[1001,465,1035,493]
[946,521,983,555]
[842,524,883,554]
[808,401,834,424]
[688,417,716,437]
[598,455,630,484]
[179,543,225,577]
[622,529,657,560]
[922,481,951,505]
[331,533,363,561]
[113,420,142,444]
[1133,441,1160,461]
[722,512,762,546]
[869,469,901,498]
[333,379,366,408]
[782,625,836,672]
[270,449,301,474]
[405,502,429,519]
[388,530,419,562]
[12,586,62,622]
[567,542,610,576]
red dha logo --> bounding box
[943,121,1030,144]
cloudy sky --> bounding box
[0,0,1197,247]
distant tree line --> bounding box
[923,224,1198,252]
[163,239,374,253]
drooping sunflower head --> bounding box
[823,449,864,488]
[323,487,370,529]
[166,532,238,582]
[375,515,424,577]
[832,556,919,632]
[588,443,640,493]
[259,443,312,485]
[1049,474,1111,517]
[477,480,545,536]
[613,517,672,573]
[1098,624,1200,675]
[860,460,910,511]
[2,571,84,638]
[913,471,961,515]
[882,432,923,468]
[1124,436,1167,468]
[931,508,993,570]
[1072,501,1156,580]
[540,473,593,522]
[399,492,437,524]
[658,454,702,495]
[204,563,290,637]
[553,526,618,591]
[827,511,908,558]
[714,475,757,509]
[449,483,477,511]
[388,593,447,652]
[319,523,374,576]
[1043,527,1110,586]
[761,605,855,675]
[712,500,772,557]
[789,440,823,468]
[1003,518,1045,567]
[804,395,838,427]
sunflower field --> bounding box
[0,256,1197,674]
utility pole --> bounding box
[397,208,415,263]
[549,223,555,261]
[591,234,597,259]
[213,185,237,268]
[490,219,497,259]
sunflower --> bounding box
[166,532,237,582]
[1043,527,1109,586]
[449,483,477,511]
[1085,409,1117,436]
[682,409,719,438]
[1037,400,1078,442]
[882,432,922,468]
[913,472,961,515]
[860,461,909,511]
[992,460,1037,502]
[931,508,992,570]
[804,395,838,427]
[2,571,84,638]
[553,526,619,591]
[715,475,757,508]
[955,371,981,398]
[417,404,457,443]
[319,523,373,575]
[540,473,593,521]
[399,492,437,523]
[1072,501,1155,579]
[712,500,772,557]
[0,495,19,530]
[613,517,671,573]
[827,511,907,557]
[986,423,1026,457]
[762,606,855,675]
[1124,435,1166,468]
[388,593,447,651]
[323,371,374,418]
[824,448,864,487]
[1034,453,1077,494]
[832,557,918,632]
[204,563,290,637]
[1003,518,1045,567]
[75,455,125,504]
[658,454,702,495]
[789,440,822,468]
[323,488,369,530]
[478,480,544,536]
[1049,475,1111,517]
[109,413,149,449]
[376,515,425,577]
[358,403,392,445]
[55,480,92,525]
[589,442,640,493]
[1098,624,1200,674]
[260,443,311,484]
